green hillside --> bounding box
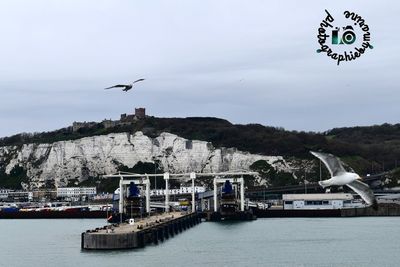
[1,117,400,175]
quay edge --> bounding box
[254,203,400,218]
[81,212,201,250]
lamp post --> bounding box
[304,171,307,194]
[319,160,322,182]
[154,161,157,190]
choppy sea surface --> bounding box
[1,217,399,267]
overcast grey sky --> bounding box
[0,0,399,137]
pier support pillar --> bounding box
[213,177,218,212]
[240,177,245,212]
[152,228,158,244]
[191,172,196,213]
[145,176,150,214]
[164,173,170,213]
[119,175,124,223]
[165,225,169,239]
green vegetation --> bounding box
[0,165,29,189]
[115,160,163,174]
[78,176,119,194]
[115,160,167,190]
[1,117,400,177]
[250,160,297,187]
[76,161,166,193]
[385,168,400,187]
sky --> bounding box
[0,0,399,137]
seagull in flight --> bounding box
[311,151,378,210]
[104,78,145,92]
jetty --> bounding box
[81,171,257,250]
[82,211,200,250]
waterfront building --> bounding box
[0,190,33,202]
[150,186,206,196]
[56,187,97,198]
[0,189,12,200]
[282,193,365,210]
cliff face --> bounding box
[0,132,292,189]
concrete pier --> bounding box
[81,212,201,250]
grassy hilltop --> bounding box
[1,117,400,177]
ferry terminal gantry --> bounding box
[103,171,259,220]
[82,171,259,250]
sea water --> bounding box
[0,217,399,267]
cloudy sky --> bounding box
[0,0,398,137]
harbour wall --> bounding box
[255,203,400,218]
[340,203,400,217]
[81,212,201,250]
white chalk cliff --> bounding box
[0,132,293,188]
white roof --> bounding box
[282,193,354,201]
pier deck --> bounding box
[81,212,200,250]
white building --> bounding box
[57,187,97,198]
[282,193,364,210]
[0,189,12,200]
[150,186,205,196]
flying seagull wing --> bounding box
[310,151,346,177]
[104,84,128,90]
[132,78,145,84]
[346,179,378,209]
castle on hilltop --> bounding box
[72,108,146,132]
